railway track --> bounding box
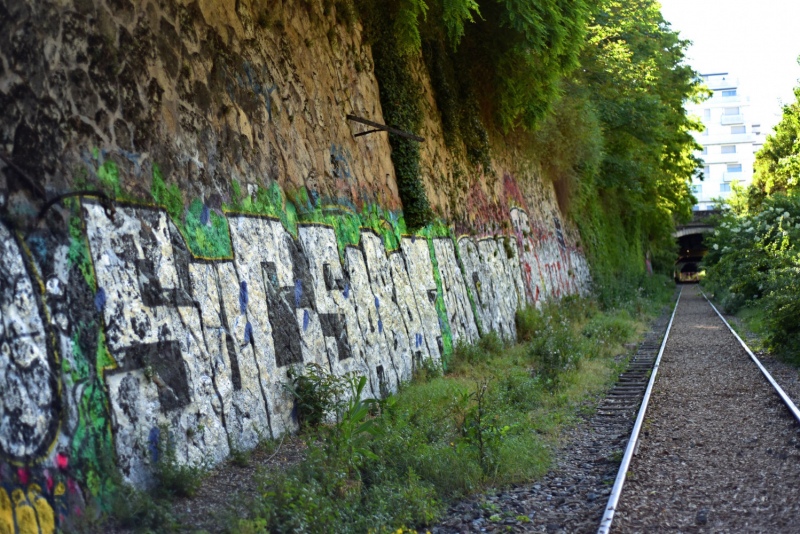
[597,285,800,533]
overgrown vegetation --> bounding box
[354,0,702,285]
[533,0,705,291]
[702,192,800,361]
[232,285,672,533]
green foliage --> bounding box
[283,363,349,431]
[243,295,654,532]
[151,163,184,222]
[750,58,800,202]
[422,39,491,172]
[111,484,176,533]
[151,426,208,499]
[524,0,703,288]
[183,198,232,258]
[451,379,518,475]
[229,438,252,467]
[702,192,800,360]
[322,375,384,475]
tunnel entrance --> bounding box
[675,231,707,282]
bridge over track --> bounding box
[673,210,719,281]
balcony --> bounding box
[698,153,741,164]
[723,171,743,182]
[712,95,742,104]
[694,133,755,145]
[721,114,744,125]
[705,77,738,90]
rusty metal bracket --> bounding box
[37,190,116,222]
[346,114,424,142]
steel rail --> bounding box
[597,287,682,534]
[701,291,800,424]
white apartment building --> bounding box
[687,73,765,210]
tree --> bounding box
[751,58,800,199]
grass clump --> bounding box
[151,426,208,499]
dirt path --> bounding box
[614,285,800,532]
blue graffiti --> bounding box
[303,309,309,331]
[94,288,106,312]
[148,427,160,463]
[240,281,248,313]
[200,204,210,225]
[330,144,353,181]
[244,321,253,344]
[294,279,302,308]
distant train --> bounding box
[674,258,704,283]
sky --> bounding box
[659,0,800,132]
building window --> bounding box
[721,145,736,154]
[720,183,731,192]
[724,107,740,115]
[731,125,745,134]
[704,109,711,120]
[727,163,742,172]
[699,147,708,155]
[702,128,709,136]
[703,165,710,177]
[691,185,702,194]
[722,89,737,97]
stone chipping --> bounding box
[614,285,800,532]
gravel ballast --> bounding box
[614,284,800,532]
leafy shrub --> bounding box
[112,484,175,533]
[703,192,800,359]
[284,363,349,430]
[515,306,546,343]
[322,375,383,477]
[151,426,207,499]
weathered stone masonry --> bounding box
[0,0,591,531]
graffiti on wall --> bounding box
[0,189,590,533]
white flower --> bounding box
[713,244,719,250]
[784,212,791,218]
[731,227,740,233]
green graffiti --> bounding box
[151,163,185,223]
[151,164,234,258]
[66,201,96,291]
[184,199,232,258]
[65,321,116,508]
[423,229,454,364]
[97,160,121,198]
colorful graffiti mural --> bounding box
[0,182,589,532]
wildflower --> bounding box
[713,244,719,250]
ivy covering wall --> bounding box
[355,0,704,293]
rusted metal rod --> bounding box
[37,190,116,221]
[346,114,424,142]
